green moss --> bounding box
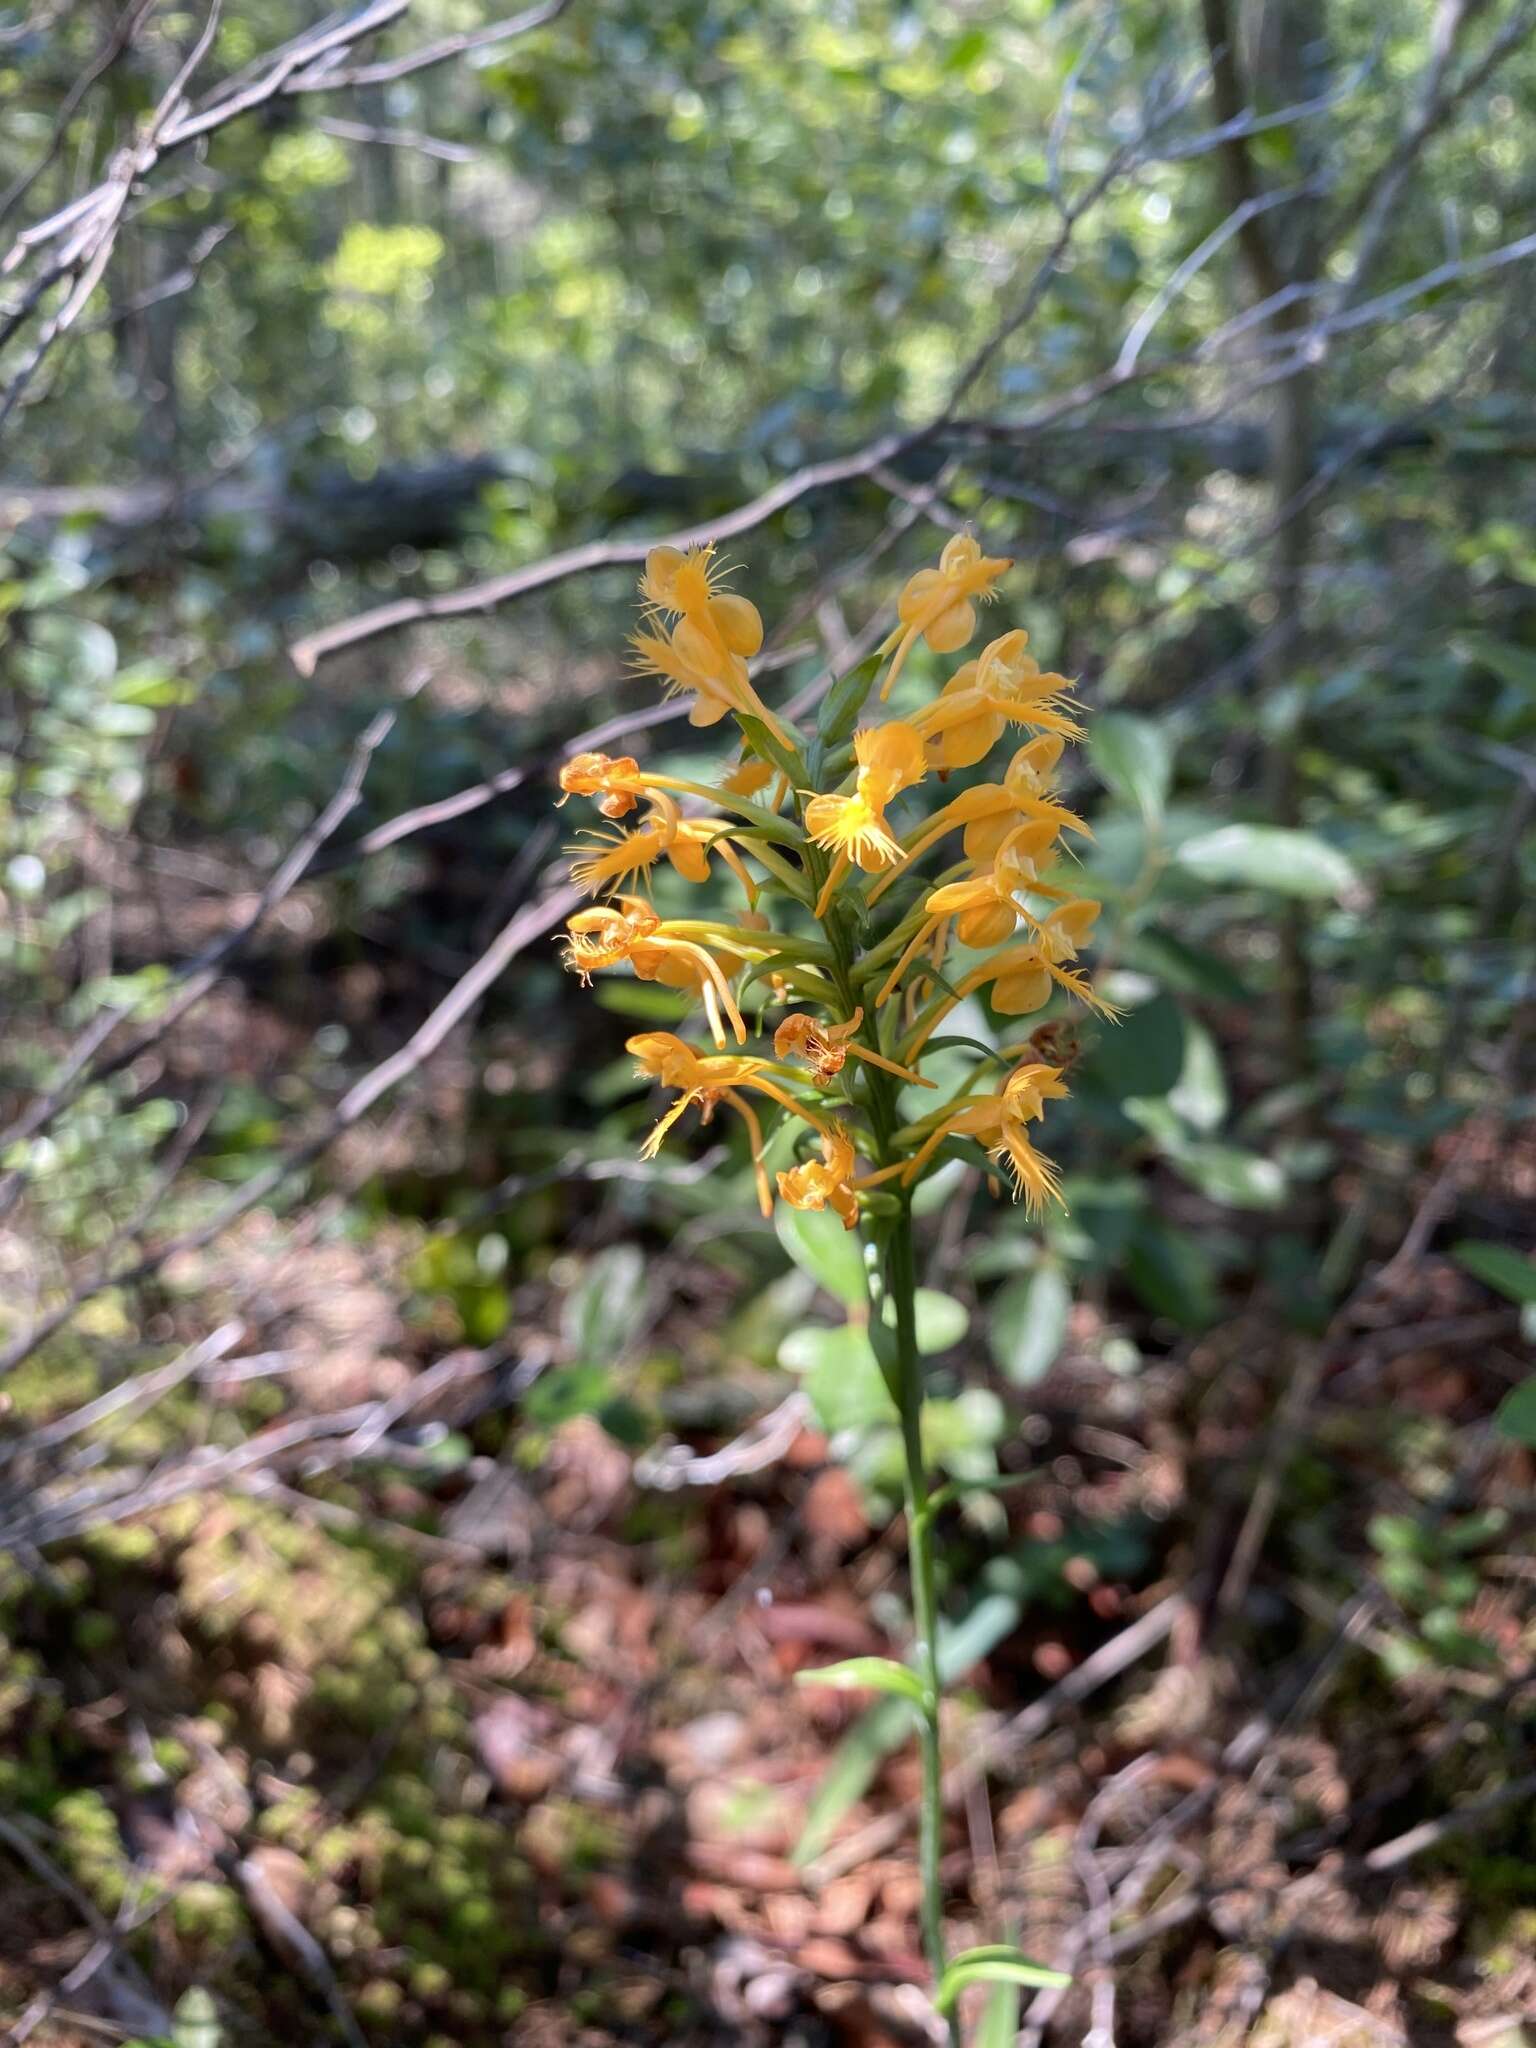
[173,1880,244,1943]
[357,1978,403,2020]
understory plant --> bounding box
[555,535,1109,2033]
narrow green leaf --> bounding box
[1496,1377,1536,1448]
[736,712,808,791]
[729,834,813,905]
[791,1697,912,1864]
[696,791,806,846]
[794,1656,927,1704]
[817,653,882,747]
[978,1979,1021,2047]
[935,1950,1071,2013]
[1453,1240,1536,1306]
[792,1588,1022,1866]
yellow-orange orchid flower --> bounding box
[774,1005,933,1087]
[559,750,662,820]
[902,898,1112,1058]
[567,799,758,904]
[878,534,1013,702]
[777,1122,862,1230]
[631,544,799,749]
[893,737,1087,873]
[912,631,1082,771]
[872,825,1068,1008]
[562,898,750,1048]
[627,1030,829,1211]
[805,720,927,916]
[898,1061,1070,1214]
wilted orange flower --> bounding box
[777,1123,862,1230]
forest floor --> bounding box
[2,1166,1533,2048]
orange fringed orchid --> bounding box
[911,629,1083,770]
[878,534,1013,703]
[774,1006,933,1088]
[898,1061,1071,1216]
[557,533,1114,2020]
[555,532,1110,1239]
[563,899,750,1048]
[777,1123,863,1230]
[804,719,927,916]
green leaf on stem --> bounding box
[1495,1378,1536,1448]
[935,1947,1071,2013]
[794,1656,927,1704]
[817,652,883,747]
[735,712,808,790]
[978,1980,1021,2047]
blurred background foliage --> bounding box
[0,1,1533,2044]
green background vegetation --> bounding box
[0,2,1532,2043]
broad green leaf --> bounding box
[936,1949,1071,2013]
[1080,992,1185,1101]
[990,1264,1071,1385]
[1167,1019,1228,1131]
[1091,711,1172,823]
[1175,824,1356,898]
[1125,1217,1218,1328]
[1496,1377,1536,1448]
[779,1324,897,1433]
[1453,1240,1536,1306]
[794,1656,926,1704]
[1129,926,1252,1003]
[1168,1141,1286,1210]
[776,1202,867,1306]
[907,1287,970,1354]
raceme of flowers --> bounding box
[556,535,1112,1228]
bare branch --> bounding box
[289,0,573,91]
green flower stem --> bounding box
[887,1196,953,2033]
[804,838,954,2035]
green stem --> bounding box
[889,1199,953,2027]
[808,839,955,2033]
